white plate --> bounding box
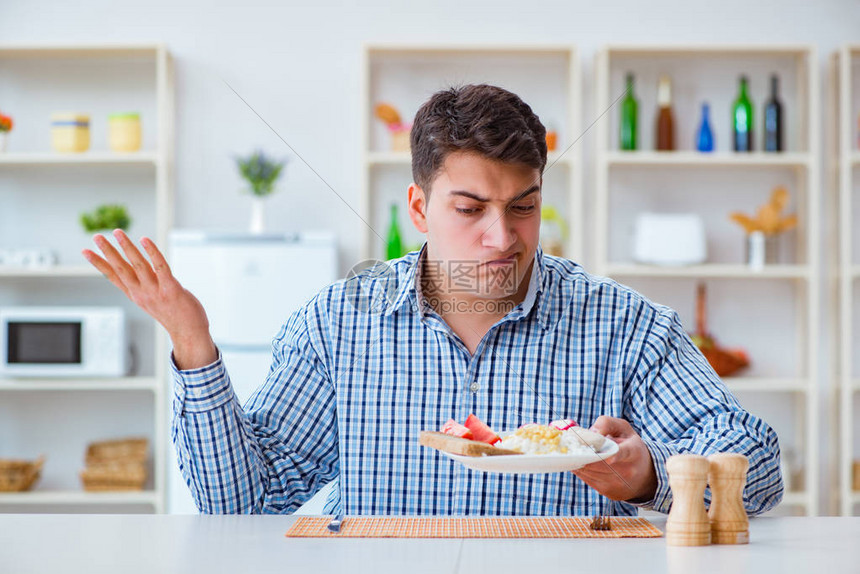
[443,438,619,474]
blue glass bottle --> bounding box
[697,102,714,152]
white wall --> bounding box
[1,0,858,514]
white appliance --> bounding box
[166,230,337,514]
[0,306,128,378]
[632,212,707,266]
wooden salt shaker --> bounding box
[708,452,749,544]
[666,454,711,546]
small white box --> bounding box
[633,213,707,266]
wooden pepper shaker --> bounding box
[708,452,749,544]
[666,454,711,546]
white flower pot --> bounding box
[0,132,7,153]
[250,197,266,234]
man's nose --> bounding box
[481,213,517,252]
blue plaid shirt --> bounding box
[171,246,783,516]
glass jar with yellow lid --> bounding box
[51,113,90,153]
[108,112,141,152]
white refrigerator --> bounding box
[167,230,337,514]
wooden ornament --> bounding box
[708,452,750,544]
[666,454,711,546]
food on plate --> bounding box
[418,431,521,457]
[441,419,473,440]
[463,414,501,445]
[549,418,578,431]
[566,428,608,451]
[498,424,606,455]
[426,415,607,457]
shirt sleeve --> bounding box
[170,304,339,514]
[620,305,784,515]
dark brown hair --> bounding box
[410,84,547,194]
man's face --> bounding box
[407,151,542,301]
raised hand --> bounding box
[82,229,218,370]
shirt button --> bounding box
[469,381,480,392]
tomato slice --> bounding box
[463,413,501,445]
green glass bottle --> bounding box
[619,73,638,151]
[733,75,754,152]
[386,203,403,260]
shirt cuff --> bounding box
[169,349,236,414]
[627,437,679,513]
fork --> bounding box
[327,513,345,533]
[589,515,611,531]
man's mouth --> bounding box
[484,253,518,266]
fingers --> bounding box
[92,232,139,288]
[112,230,157,287]
[139,236,173,279]
[590,415,634,438]
[82,248,133,300]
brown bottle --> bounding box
[656,76,675,151]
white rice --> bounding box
[498,427,596,456]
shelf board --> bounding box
[0,377,158,392]
[367,150,575,167]
[366,44,575,56]
[604,263,810,279]
[0,265,100,278]
[604,151,810,168]
[0,152,158,166]
[0,44,164,59]
[604,44,813,57]
[723,378,808,393]
[0,490,159,505]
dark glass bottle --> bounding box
[764,74,783,152]
[655,76,675,151]
[620,73,638,151]
[697,102,714,152]
[733,76,754,152]
[386,204,403,260]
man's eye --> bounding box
[455,207,479,215]
[513,205,536,213]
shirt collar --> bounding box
[383,244,550,330]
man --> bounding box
[83,84,783,516]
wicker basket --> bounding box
[81,437,148,492]
[80,461,146,492]
[85,437,148,465]
[0,455,45,492]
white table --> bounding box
[0,514,857,573]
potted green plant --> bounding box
[235,150,288,233]
[80,204,132,248]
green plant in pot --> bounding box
[236,150,288,234]
[81,204,132,248]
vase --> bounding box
[250,197,265,234]
[0,132,7,152]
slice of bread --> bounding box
[419,431,522,457]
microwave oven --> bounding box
[0,307,129,378]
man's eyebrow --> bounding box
[449,185,541,204]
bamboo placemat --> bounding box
[286,516,663,538]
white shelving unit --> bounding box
[361,44,582,262]
[832,44,860,516]
[0,44,174,513]
[595,45,819,515]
